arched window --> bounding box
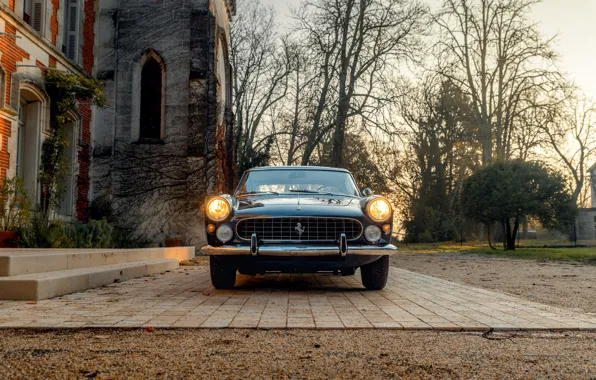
[139,58,163,140]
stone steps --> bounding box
[0,247,195,300]
[0,259,179,301]
[0,247,194,276]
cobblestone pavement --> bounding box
[0,266,595,330]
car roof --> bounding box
[246,166,351,173]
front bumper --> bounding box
[201,243,398,257]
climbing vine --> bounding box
[41,70,106,219]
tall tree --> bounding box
[399,79,478,242]
[231,0,293,175]
[293,0,428,166]
[541,96,596,209]
[435,0,562,164]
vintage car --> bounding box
[201,166,397,290]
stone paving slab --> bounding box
[0,266,595,330]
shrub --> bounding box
[0,177,31,232]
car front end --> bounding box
[201,167,398,290]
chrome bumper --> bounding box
[201,243,398,257]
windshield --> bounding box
[235,169,361,197]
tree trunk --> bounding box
[486,223,496,250]
[505,217,519,251]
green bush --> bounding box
[19,214,151,249]
[65,219,115,248]
[20,213,73,248]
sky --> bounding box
[260,0,596,99]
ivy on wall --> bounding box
[41,70,106,219]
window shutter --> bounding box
[65,0,79,61]
[32,0,43,33]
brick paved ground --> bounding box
[0,266,595,330]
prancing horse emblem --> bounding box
[295,222,305,237]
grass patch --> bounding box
[397,240,596,261]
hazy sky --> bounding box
[261,0,596,98]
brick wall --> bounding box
[0,118,11,179]
[75,0,96,220]
[50,0,60,45]
[0,22,29,179]
[0,23,30,106]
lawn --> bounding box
[396,240,596,261]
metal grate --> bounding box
[236,218,362,242]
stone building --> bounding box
[576,163,596,240]
[92,0,236,246]
[0,0,236,246]
[0,0,95,220]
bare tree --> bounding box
[541,96,596,209]
[231,0,293,174]
[435,0,562,164]
[293,0,428,166]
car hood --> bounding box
[233,194,365,219]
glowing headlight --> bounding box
[206,197,231,221]
[366,198,391,222]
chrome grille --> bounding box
[236,218,362,241]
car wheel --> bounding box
[210,256,237,289]
[360,256,389,290]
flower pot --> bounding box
[0,231,19,248]
[165,238,183,247]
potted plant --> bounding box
[0,177,31,248]
[165,235,183,247]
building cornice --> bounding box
[0,5,89,77]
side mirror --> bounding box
[362,188,373,196]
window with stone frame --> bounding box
[23,0,46,35]
[139,58,163,140]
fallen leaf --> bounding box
[26,302,37,305]
[146,326,155,333]
[202,291,211,296]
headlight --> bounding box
[366,198,391,222]
[216,225,234,243]
[206,197,231,221]
[364,225,382,243]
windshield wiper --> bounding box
[288,189,321,194]
[288,189,359,198]
[236,191,280,197]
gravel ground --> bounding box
[0,329,595,379]
[391,253,596,314]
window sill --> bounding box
[135,138,165,145]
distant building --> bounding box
[576,163,596,240]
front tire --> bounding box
[210,256,237,289]
[360,255,389,290]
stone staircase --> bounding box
[0,247,195,300]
